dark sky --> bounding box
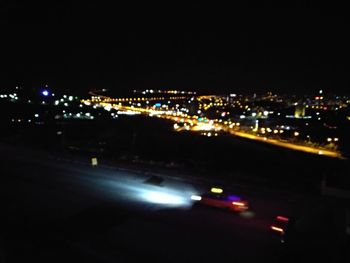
[1,3,349,95]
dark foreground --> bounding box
[0,144,348,262]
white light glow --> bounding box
[191,195,202,201]
[142,191,186,205]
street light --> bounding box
[41,90,49,96]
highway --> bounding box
[226,130,343,158]
[0,144,329,262]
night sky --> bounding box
[1,3,349,95]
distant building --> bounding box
[294,104,306,118]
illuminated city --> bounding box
[87,89,348,158]
[3,86,348,158]
[1,4,350,262]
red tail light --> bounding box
[270,225,284,233]
[276,216,289,222]
[232,201,246,207]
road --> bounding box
[226,130,343,158]
[0,144,327,262]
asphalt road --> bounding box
[0,144,328,262]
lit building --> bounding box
[294,104,306,118]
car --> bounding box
[270,208,350,261]
[270,215,295,243]
[192,187,249,212]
